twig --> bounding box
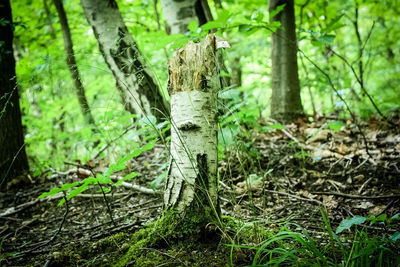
[263,189,323,205]
[93,125,136,159]
[48,166,158,195]
[0,199,39,218]
[298,50,372,158]
[219,180,232,191]
[357,177,372,194]
[311,191,400,199]
[18,196,69,255]
[328,45,392,124]
[110,176,160,195]
[98,181,116,227]
[87,166,117,227]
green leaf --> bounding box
[336,216,367,234]
[324,14,345,33]
[219,70,230,77]
[187,20,199,33]
[389,232,400,241]
[201,20,224,31]
[219,124,239,146]
[317,33,335,44]
[139,115,157,127]
[67,184,89,200]
[268,124,286,130]
[201,10,231,31]
[96,174,112,184]
[81,176,98,185]
[97,187,111,194]
[238,24,253,32]
[328,121,345,131]
[219,89,240,100]
[269,4,286,19]
[150,170,167,191]
[115,172,139,186]
[58,198,65,206]
[251,11,264,22]
[38,182,80,199]
[140,139,157,152]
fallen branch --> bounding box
[110,175,160,195]
[311,191,400,199]
[257,189,323,205]
[0,199,39,218]
[49,167,159,195]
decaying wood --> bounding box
[164,34,228,214]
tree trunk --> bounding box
[54,0,96,126]
[43,0,56,39]
[160,0,212,34]
[231,56,242,88]
[0,0,29,189]
[80,0,169,121]
[269,0,303,123]
[164,34,225,225]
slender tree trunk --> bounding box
[353,3,364,95]
[43,0,56,39]
[269,0,303,123]
[53,0,96,126]
[80,0,169,121]
[231,57,242,88]
[0,0,29,189]
[164,34,224,225]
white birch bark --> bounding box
[160,0,198,34]
[164,34,228,214]
[80,0,168,120]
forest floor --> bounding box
[1,116,399,266]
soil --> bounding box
[0,116,399,266]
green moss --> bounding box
[133,251,164,266]
[115,209,219,266]
[28,214,278,266]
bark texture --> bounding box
[160,0,212,34]
[164,34,224,217]
[0,0,29,189]
[161,0,231,89]
[54,0,96,126]
[81,0,168,120]
[269,0,303,122]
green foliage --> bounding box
[38,139,157,206]
[328,121,345,131]
[10,0,400,176]
[228,212,400,266]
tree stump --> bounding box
[164,34,229,227]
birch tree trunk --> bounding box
[164,34,227,226]
[0,0,29,189]
[80,0,169,120]
[269,0,303,123]
[160,0,212,34]
[54,0,96,126]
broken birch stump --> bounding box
[164,34,229,223]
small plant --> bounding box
[38,139,158,206]
[288,141,310,168]
[227,211,400,266]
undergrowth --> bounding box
[229,210,400,266]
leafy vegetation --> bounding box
[1,0,399,266]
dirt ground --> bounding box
[1,116,399,266]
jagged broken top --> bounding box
[168,34,229,94]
